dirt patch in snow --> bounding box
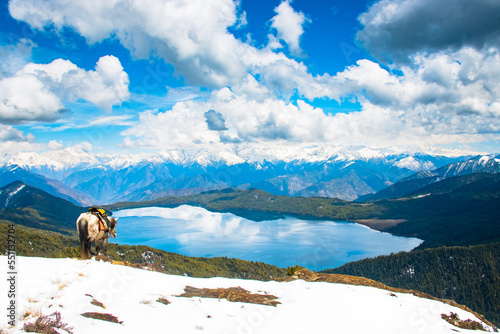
[178,286,280,306]
[156,297,171,305]
[81,312,122,324]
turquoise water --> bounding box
[113,205,422,271]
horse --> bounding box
[76,212,118,259]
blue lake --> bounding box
[113,205,422,271]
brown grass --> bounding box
[178,286,280,306]
[90,299,105,309]
[441,312,486,331]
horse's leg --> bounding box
[80,241,88,260]
[88,238,96,256]
[96,238,101,256]
[78,219,91,260]
[102,237,108,256]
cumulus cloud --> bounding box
[269,0,309,55]
[9,0,247,88]
[0,124,33,142]
[0,55,129,123]
[19,55,130,111]
[8,0,317,95]
[0,124,47,154]
[357,0,500,62]
[0,74,65,123]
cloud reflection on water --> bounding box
[114,205,422,270]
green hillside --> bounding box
[0,180,83,234]
[322,242,500,327]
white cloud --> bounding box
[47,139,64,150]
[0,124,33,142]
[0,124,48,154]
[0,55,130,124]
[0,74,65,123]
[19,55,130,111]
[269,0,309,55]
[84,115,135,127]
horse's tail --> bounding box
[77,214,90,260]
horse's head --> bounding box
[108,217,118,238]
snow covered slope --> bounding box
[0,256,494,333]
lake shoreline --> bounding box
[113,205,422,271]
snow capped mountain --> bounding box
[403,154,500,182]
[1,256,495,334]
[1,145,462,174]
[439,154,500,178]
[0,146,469,204]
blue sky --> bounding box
[1,0,499,156]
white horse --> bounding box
[76,212,118,259]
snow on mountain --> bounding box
[0,145,471,204]
[0,145,464,173]
[403,154,500,181]
[393,156,436,171]
[1,256,495,334]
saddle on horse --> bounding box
[89,207,111,232]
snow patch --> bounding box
[5,184,25,207]
[412,193,431,199]
[394,157,435,171]
[0,256,495,334]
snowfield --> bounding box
[0,256,494,333]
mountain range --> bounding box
[0,146,468,205]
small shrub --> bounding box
[286,265,305,276]
[23,312,73,334]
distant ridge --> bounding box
[361,155,500,201]
[1,146,464,203]
[0,164,95,206]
